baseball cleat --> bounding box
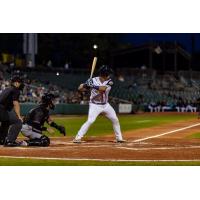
[73,139,82,144]
[116,139,126,143]
[4,140,25,147]
[0,140,5,145]
[20,141,28,147]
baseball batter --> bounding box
[73,65,125,143]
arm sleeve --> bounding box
[106,80,113,89]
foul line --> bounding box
[117,146,200,151]
[133,123,200,143]
[1,155,200,162]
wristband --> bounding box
[92,85,99,90]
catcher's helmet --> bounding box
[98,65,113,77]
[42,93,56,110]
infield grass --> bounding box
[10,113,199,166]
[41,113,196,137]
[187,132,200,139]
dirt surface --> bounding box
[1,114,200,161]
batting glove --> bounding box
[85,78,93,87]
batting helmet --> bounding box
[98,65,113,77]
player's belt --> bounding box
[91,102,106,105]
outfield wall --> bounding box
[20,103,122,115]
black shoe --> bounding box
[116,139,126,143]
[0,140,5,145]
[4,140,23,147]
[0,138,5,145]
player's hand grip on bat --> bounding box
[85,78,93,87]
[78,78,107,92]
[85,79,107,92]
[78,79,93,91]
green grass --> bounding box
[40,114,196,137]
[0,157,200,166]
[187,132,200,139]
[13,113,199,166]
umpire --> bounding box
[0,76,24,146]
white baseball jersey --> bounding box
[90,77,113,104]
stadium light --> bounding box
[154,45,162,54]
[93,44,98,49]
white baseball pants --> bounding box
[75,103,123,140]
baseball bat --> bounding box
[90,57,97,79]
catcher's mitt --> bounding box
[57,125,66,136]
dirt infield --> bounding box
[1,114,200,161]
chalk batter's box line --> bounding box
[1,144,200,152]
[52,122,200,144]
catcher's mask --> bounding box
[10,76,25,91]
[41,93,57,110]
[98,65,113,77]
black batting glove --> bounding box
[85,78,93,88]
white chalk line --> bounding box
[2,144,200,153]
[1,155,200,162]
[117,145,200,151]
[133,122,200,142]
[0,143,122,150]
[13,145,113,150]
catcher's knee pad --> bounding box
[27,135,50,147]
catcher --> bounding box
[21,93,66,147]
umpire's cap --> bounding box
[98,65,113,77]
[11,75,25,90]
[10,76,23,83]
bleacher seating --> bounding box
[2,67,200,106]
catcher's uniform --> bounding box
[21,104,50,139]
[75,77,123,141]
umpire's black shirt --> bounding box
[0,86,20,111]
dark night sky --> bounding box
[1,33,200,54]
[122,33,200,52]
